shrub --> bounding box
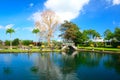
[22,40,33,46]
[111,40,119,48]
[97,42,104,47]
[117,46,120,48]
[5,40,10,46]
[12,38,19,46]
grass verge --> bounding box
[0,49,61,53]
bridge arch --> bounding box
[61,40,77,51]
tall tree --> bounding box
[6,28,15,49]
[59,21,82,45]
[82,30,89,42]
[32,28,40,47]
[104,29,113,40]
[85,29,100,40]
[35,10,59,47]
[114,27,120,41]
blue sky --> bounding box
[0,0,120,41]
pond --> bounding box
[0,52,120,80]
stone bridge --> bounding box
[61,42,77,51]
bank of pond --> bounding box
[0,47,120,54]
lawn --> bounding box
[78,47,120,53]
[0,48,61,53]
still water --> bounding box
[0,52,120,80]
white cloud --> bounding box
[5,24,14,29]
[0,24,14,30]
[22,27,34,31]
[113,0,120,5]
[44,0,89,22]
[29,3,34,7]
[30,0,89,23]
[105,0,120,8]
[31,11,42,22]
[0,25,4,29]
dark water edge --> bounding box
[0,52,120,80]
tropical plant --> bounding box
[104,29,113,40]
[114,27,120,41]
[85,29,100,40]
[6,28,15,49]
[5,40,10,46]
[12,38,20,46]
[32,28,40,47]
[59,21,83,45]
[22,40,33,46]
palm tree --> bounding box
[104,29,113,40]
[32,28,40,47]
[86,29,100,39]
[6,28,15,49]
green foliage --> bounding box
[104,27,120,48]
[84,29,100,39]
[60,21,79,40]
[59,21,83,45]
[0,40,2,45]
[12,38,20,46]
[82,30,89,41]
[22,40,33,46]
[73,31,83,45]
[111,39,119,48]
[88,40,94,47]
[6,28,15,34]
[5,40,10,46]
[32,28,40,34]
[52,40,62,49]
[59,21,101,46]
[95,42,104,47]
[6,28,15,49]
[104,29,114,40]
[114,27,120,41]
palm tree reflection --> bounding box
[3,67,12,75]
[104,54,120,74]
[30,66,39,74]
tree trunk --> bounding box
[10,34,12,49]
[47,36,51,47]
[36,34,37,47]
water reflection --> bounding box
[104,54,120,74]
[0,52,120,80]
[3,67,12,74]
[30,66,39,74]
[31,52,79,80]
[62,51,103,68]
[62,51,78,58]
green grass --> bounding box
[0,48,61,53]
[0,47,120,53]
[78,46,120,52]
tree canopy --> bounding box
[6,28,15,35]
[85,29,100,40]
[104,29,113,40]
[32,28,40,34]
[59,21,83,45]
[114,27,120,41]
